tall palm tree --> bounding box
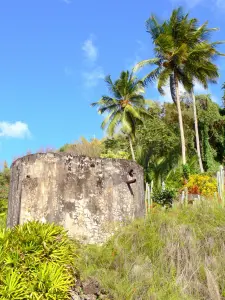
[134,8,224,171]
[222,83,225,107]
[91,71,148,161]
[133,8,194,166]
[177,18,224,172]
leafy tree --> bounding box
[59,137,103,158]
[91,71,148,161]
[0,163,10,216]
[196,94,225,171]
[135,104,180,187]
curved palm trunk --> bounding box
[174,75,186,166]
[128,135,136,161]
[191,90,204,173]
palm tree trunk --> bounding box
[128,135,136,161]
[174,75,186,165]
[191,90,204,173]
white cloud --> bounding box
[81,35,104,88]
[0,121,31,139]
[82,36,98,63]
[82,67,105,87]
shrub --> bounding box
[100,150,130,159]
[152,188,176,208]
[0,221,78,299]
[184,174,217,197]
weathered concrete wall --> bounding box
[7,153,145,244]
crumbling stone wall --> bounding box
[7,153,145,244]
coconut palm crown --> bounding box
[91,70,148,160]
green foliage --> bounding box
[100,150,130,159]
[152,188,176,207]
[196,94,225,170]
[58,137,103,158]
[0,221,77,299]
[0,165,10,218]
[182,163,190,180]
[77,203,225,299]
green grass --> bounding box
[1,203,225,299]
[0,213,6,230]
[76,202,225,300]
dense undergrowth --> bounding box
[1,202,225,299]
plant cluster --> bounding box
[0,221,77,299]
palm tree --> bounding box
[180,20,224,172]
[222,83,225,107]
[133,8,194,166]
[134,8,224,172]
[91,71,148,161]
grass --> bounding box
[76,202,225,300]
[1,202,225,299]
[0,213,6,230]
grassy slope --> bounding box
[1,203,225,299]
[76,203,225,300]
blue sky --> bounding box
[0,0,225,167]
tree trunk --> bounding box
[174,75,186,165]
[128,135,136,161]
[191,90,204,173]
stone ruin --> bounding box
[7,153,145,244]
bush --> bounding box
[152,188,176,208]
[100,150,130,159]
[184,174,217,197]
[0,221,78,299]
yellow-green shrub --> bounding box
[0,221,78,299]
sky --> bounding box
[0,0,225,167]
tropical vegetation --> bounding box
[0,5,224,300]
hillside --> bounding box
[1,202,225,299]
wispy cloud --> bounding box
[82,67,105,87]
[82,35,98,63]
[126,40,147,71]
[81,34,104,87]
[170,0,203,8]
[216,0,225,8]
[0,121,31,139]
[62,0,72,4]
[170,0,225,9]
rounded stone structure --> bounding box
[7,153,145,244]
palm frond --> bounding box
[142,66,163,86]
[157,68,172,95]
[133,58,160,73]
